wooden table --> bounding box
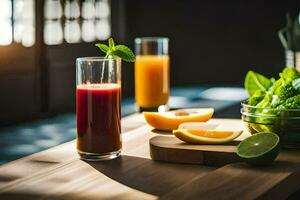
[0,114,300,200]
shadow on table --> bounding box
[0,193,68,200]
[0,192,112,200]
[151,129,172,135]
[85,155,214,196]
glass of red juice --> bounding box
[76,57,122,161]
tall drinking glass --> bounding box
[134,37,170,111]
[76,57,122,161]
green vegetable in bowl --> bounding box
[275,82,298,107]
[293,78,300,90]
[244,67,300,110]
[244,71,273,96]
[246,91,266,106]
[278,67,300,83]
[277,94,300,109]
[256,93,273,108]
[243,68,300,148]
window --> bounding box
[44,0,111,45]
[13,0,36,47]
[0,0,35,47]
[64,0,80,43]
[95,0,111,40]
[44,0,64,45]
[0,0,111,46]
[0,0,13,46]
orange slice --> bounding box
[173,124,243,144]
[178,122,219,130]
[143,108,214,131]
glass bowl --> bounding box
[241,102,300,148]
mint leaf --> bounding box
[108,38,115,49]
[244,71,273,96]
[95,43,109,54]
[95,38,135,62]
[111,45,136,62]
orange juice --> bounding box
[135,55,170,108]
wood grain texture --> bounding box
[150,136,242,166]
[160,150,300,200]
[0,116,299,200]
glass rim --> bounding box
[241,101,300,112]
[134,37,169,43]
[76,57,121,62]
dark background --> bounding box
[0,0,299,126]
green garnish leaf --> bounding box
[95,38,135,62]
[244,71,273,96]
[95,43,109,54]
[111,45,136,62]
[108,38,115,48]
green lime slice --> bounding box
[237,132,280,166]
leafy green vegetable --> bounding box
[244,71,273,96]
[292,78,300,91]
[276,82,298,106]
[244,67,300,111]
[256,93,273,108]
[277,94,300,109]
[246,90,266,106]
[268,68,299,108]
[279,67,300,83]
[270,78,286,95]
[95,38,136,62]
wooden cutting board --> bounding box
[150,135,243,166]
[149,118,251,166]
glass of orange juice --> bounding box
[134,37,170,111]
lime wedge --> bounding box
[237,132,280,166]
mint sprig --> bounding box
[95,38,135,62]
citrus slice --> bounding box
[143,108,214,131]
[179,122,219,130]
[237,132,280,166]
[173,128,243,144]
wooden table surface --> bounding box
[0,114,299,200]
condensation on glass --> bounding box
[44,0,111,45]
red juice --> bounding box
[76,83,122,154]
